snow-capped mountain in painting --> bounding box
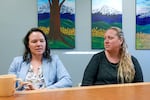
[92,5,122,23]
[92,5,121,15]
[136,10,150,26]
[38,3,75,14]
[38,3,75,21]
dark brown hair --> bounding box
[23,27,51,63]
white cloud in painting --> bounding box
[38,0,75,14]
[136,0,150,15]
[92,0,122,12]
[63,0,75,9]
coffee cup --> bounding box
[0,74,22,96]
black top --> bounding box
[81,51,143,86]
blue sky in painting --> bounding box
[92,0,122,12]
[38,0,75,9]
[136,0,150,14]
[38,0,48,5]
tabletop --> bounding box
[0,82,150,100]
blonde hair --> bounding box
[109,27,135,83]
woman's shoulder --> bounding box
[51,54,59,58]
[10,56,24,66]
[131,55,139,63]
[93,51,105,57]
[90,51,105,61]
[13,56,23,61]
[50,54,60,61]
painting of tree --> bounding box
[136,0,150,49]
[92,0,122,49]
[38,0,75,49]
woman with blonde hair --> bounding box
[82,27,143,86]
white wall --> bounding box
[0,0,149,86]
[0,0,37,73]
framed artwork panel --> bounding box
[92,0,122,49]
[136,0,150,49]
[38,0,75,49]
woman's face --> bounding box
[28,31,46,56]
[104,29,123,52]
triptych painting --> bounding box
[38,0,150,50]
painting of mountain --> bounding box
[92,0,122,49]
[136,0,150,49]
[38,0,75,49]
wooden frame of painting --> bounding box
[38,0,75,49]
[91,0,122,49]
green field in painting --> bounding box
[136,33,150,49]
[38,18,75,49]
[48,35,75,49]
[92,21,122,49]
[92,37,104,49]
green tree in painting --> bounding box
[48,0,74,48]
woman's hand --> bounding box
[22,82,35,90]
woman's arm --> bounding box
[132,56,144,82]
[46,55,72,89]
[81,54,100,86]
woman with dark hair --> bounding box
[23,28,51,63]
[8,27,72,90]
